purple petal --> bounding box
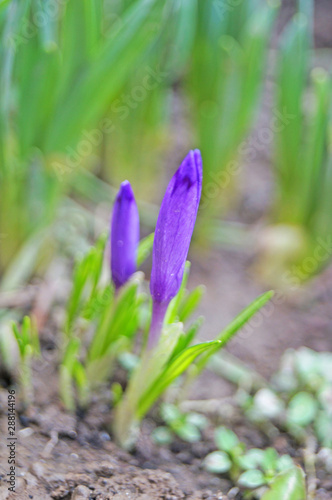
[150,149,202,304]
[111,181,139,289]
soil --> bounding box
[1,1,332,499]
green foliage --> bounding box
[59,233,154,408]
[152,403,208,445]
[113,283,273,448]
[104,0,278,204]
[12,315,40,360]
[215,426,241,453]
[113,320,221,449]
[259,0,332,283]
[65,233,108,334]
[0,0,280,279]
[274,348,332,447]
[261,466,306,500]
[193,290,274,378]
[52,232,217,433]
[0,222,273,449]
[204,426,297,494]
[287,391,318,427]
[187,0,278,215]
[230,347,332,449]
[0,0,168,275]
[136,232,154,267]
[10,316,40,403]
[59,337,84,411]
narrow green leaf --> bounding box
[91,232,108,292]
[73,360,89,406]
[0,229,50,292]
[11,322,24,357]
[196,291,274,374]
[62,337,80,372]
[168,0,197,75]
[137,340,222,418]
[88,276,141,362]
[178,285,205,323]
[171,316,203,360]
[166,261,191,324]
[137,232,154,267]
[45,0,163,152]
[66,235,107,333]
[21,316,31,348]
[113,322,183,448]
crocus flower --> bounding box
[149,149,203,347]
[111,181,139,289]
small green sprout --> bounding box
[59,338,88,412]
[204,427,297,496]
[276,348,332,447]
[255,348,332,448]
[59,233,151,409]
[152,403,209,445]
[215,347,332,449]
[11,316,40,404]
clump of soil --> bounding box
[0,425,223,499]
[0,378,229,500]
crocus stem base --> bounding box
[148,301,169,349]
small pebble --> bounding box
[71,485,91,499]
[18,427,34,438]
[228,487,240,499]
[100,431,111,441]
[29,461,46,479]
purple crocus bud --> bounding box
[149,149,203,347]
[111,181,139,289]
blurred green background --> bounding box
[0,0,331,291]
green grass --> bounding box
[0,0,167,278]
[2,0,330,291]
[187,0,278,217]
[258,0,332,284]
